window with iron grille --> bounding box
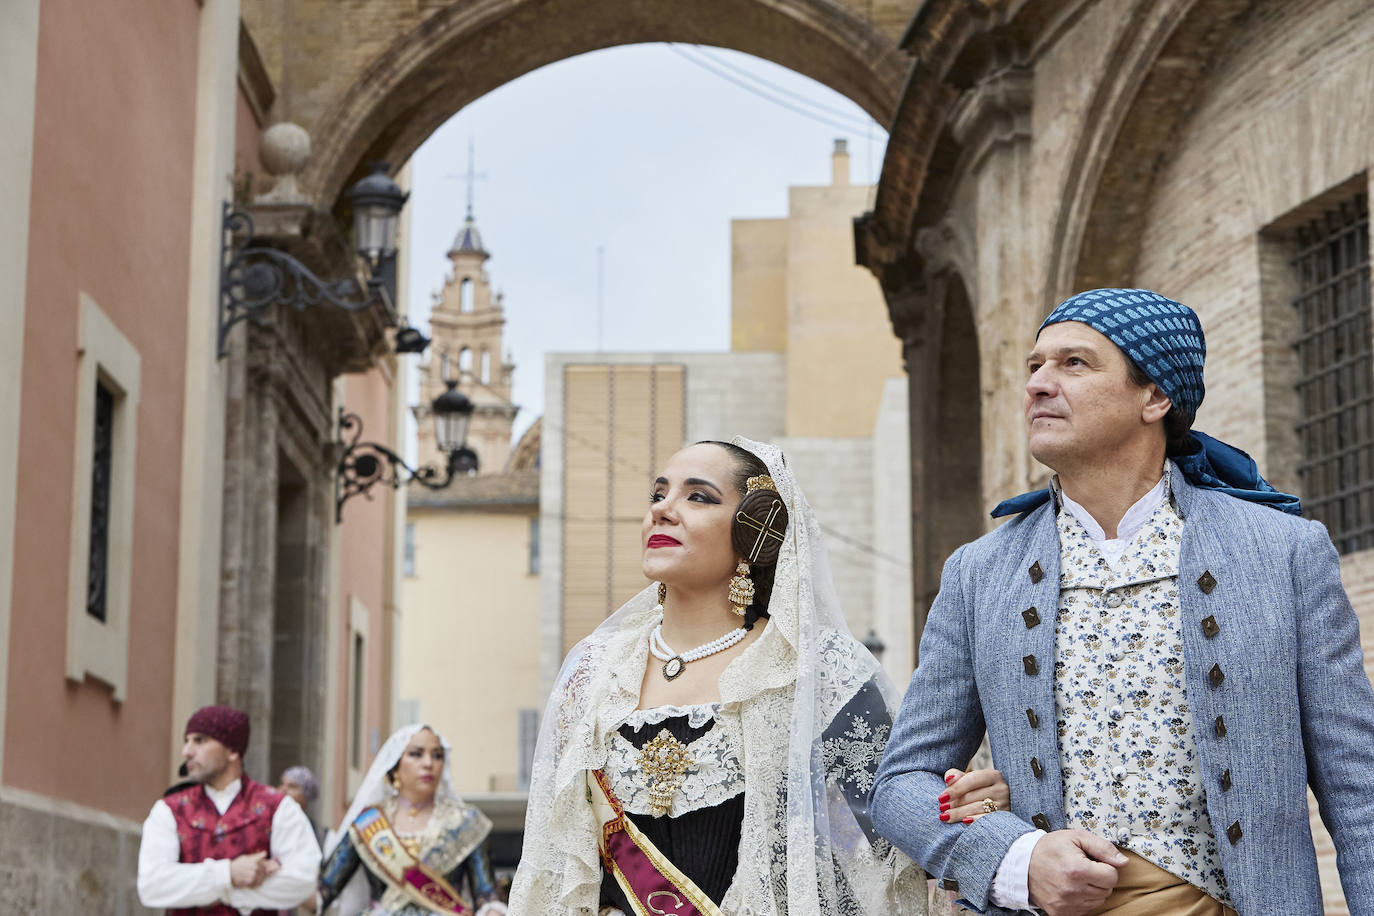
[87,380,115,622]
[1293,192,1373,553]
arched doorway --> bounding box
[914,273,982,619]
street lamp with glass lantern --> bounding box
[335,380,479,522]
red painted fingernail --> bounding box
[939,812,950,822]
[945,774,957,784]
[939,802,950,812]
[962,816,974,824]
[937,793,950,804]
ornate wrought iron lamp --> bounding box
[218,162,409,357]
[336,380,478,522]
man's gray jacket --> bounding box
[870,465,1374,914]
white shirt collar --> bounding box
[1056,463,1171,546]
[205,777,242,815]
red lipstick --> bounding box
[647,535,681,548]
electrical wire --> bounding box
[665,44,878,137]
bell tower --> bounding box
[415,183,518,475]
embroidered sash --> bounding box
[349,806,470,915]
[588,769,725,916]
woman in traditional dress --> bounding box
[508,437,1009,916]
[314,724,506,916]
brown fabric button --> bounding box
[1214,715,1227,738]
[1029,561,1044,583]
[1198,570,1217,594]
[1220,769,1232,792]
[1032,813,1051,831]
[938,878,959,891]
[1022,606,1041,628]
[1209,663,1225,687]
[1201,615,1220,638]
[1026,708,1040,728]
[1023,654,1039,676]
[1227,820,1242,845]
[1030,756,1044,778]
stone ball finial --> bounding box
[256,123,311,204]
[260,122,311,177]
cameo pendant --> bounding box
[662,656,685,680]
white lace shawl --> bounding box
[508,437,927,915]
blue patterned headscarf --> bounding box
[992,288,1301,518]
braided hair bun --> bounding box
[731,487,789,566]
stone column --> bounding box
[948,65,1043,508]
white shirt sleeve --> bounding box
[988,829,1046,911]
[224,795,322,912]
[136,799,233,908]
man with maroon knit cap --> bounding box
[138,705,320,914]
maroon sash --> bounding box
[588,769,725,916]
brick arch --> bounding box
[301,0,910,205]
[1045,0,1256,309]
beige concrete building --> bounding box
[856,1,1374,909]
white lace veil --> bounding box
[509,437,926,915]
[323,723,492,914]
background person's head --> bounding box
[277,765,319,808]
[642,440,786,627]
[182,705,250,791]
[386,726,444,804]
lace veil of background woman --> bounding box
[318,724,505,915]
[508,437,926,915]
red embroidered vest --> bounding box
[164,778,284,916]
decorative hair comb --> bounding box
[746,475,776,493]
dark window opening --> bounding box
[1293,192,1373,552]
[87,380,115,622]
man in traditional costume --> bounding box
[872,289,1374,915]
[138,705,320,914]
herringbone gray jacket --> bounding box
[870,465,1374,914]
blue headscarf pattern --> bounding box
[991,288,1302,518]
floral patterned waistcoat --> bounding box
[1053,499,1230,904]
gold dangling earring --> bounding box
[656,582,667,608]
[728,561,754,617]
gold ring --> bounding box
[982,798,998,814]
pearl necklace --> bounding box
[648,612,748,680]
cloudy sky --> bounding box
[402,43,889,444]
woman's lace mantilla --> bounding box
[508,438,927,916]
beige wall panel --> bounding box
[731,219,788,352]
[399,508,540,795]
[784,184,901,437]
[563,367,613,653]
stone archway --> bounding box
[1045,0,1257,304]
[240,0,913,207]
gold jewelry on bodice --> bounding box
[637,728,695,816]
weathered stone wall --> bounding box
[0,789,149,914]
[1128,6,1374,906]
